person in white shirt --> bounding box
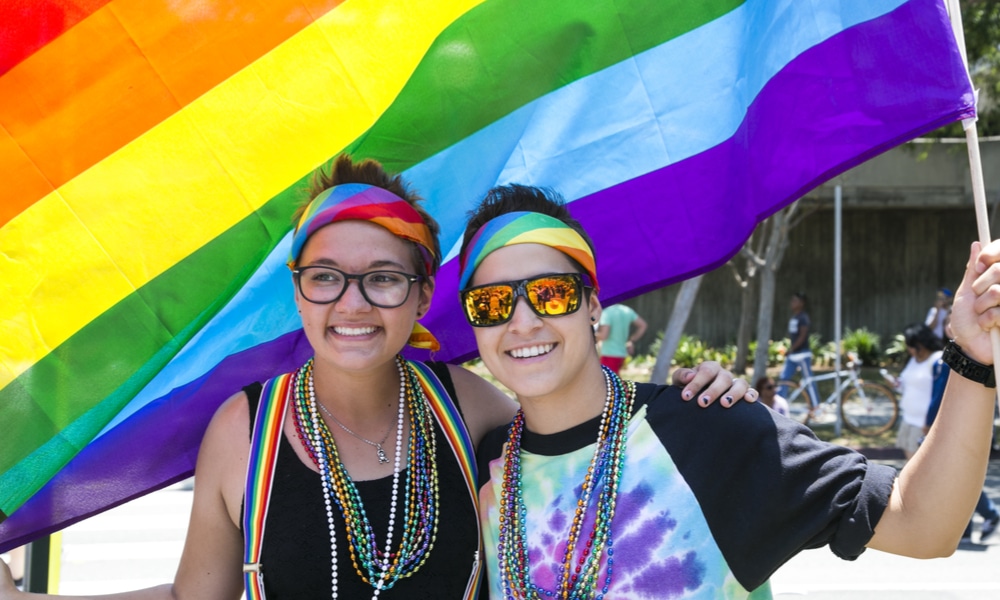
[892,323,944,460]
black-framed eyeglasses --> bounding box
[460,273,586,327]
[293,266,422,308]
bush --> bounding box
[842,327,882,366]
[643,333,736,369]
[673,334,708,368]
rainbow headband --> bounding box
[289,183,440,351]
[459,211,599,292]
[288,183,437,274]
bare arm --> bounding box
[0,395,250,600]
[627,316,648,346]
[868,241,999,557]
[448,365,519,449]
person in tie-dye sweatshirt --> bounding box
[459,185,1000,600]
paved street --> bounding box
[9,459,1000,597]
[770,458,1000,599]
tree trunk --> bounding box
[651,275,704,384]
[733,275,757,374]
[751,203,799,382]
[753,266,778,383]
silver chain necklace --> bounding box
[317,401,394,464]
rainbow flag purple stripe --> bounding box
[0,0,974,550]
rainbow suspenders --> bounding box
[242,361,482,599]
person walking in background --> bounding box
[777,292,819,409]
[889,323,944,460]
[596,303,647,374]
[925,287,953,340]
[755,376,789,417]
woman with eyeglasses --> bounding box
[0,156,753,600]
[460,184,1000,599]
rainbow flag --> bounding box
[0,0,974,549]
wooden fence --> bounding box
[623,205,976,356]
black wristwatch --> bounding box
[941,340,996,388]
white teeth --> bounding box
[333,326,377,336]
[509,344,554,358]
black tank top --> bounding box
[243,361,479,598]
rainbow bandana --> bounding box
[288,183,437,273]
[458,211,599,292]
[289,183,440,351]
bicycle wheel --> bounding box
[777,379,812,424]
[840,382,898,436]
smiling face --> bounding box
[294,220,432,376]
[469,243,603,408]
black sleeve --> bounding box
[642,383,896,590]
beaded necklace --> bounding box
[291,356,439,598]
[497,366,636,600]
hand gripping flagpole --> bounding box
[946,0,1000,402]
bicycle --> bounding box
[777,352,898,436]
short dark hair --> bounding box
[460,184,596,262]
[903,323,943,352]
[296,154,442,276]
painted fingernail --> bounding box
[700,396,710,407]
[723,395,733,407]
[683,390,693,400]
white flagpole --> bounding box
[945,0,1000,398]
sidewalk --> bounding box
[770,456,1000,599]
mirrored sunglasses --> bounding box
[460,273,586,327]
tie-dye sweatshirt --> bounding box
[477,382,897,599]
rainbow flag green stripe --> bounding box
[342,0,743,173]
